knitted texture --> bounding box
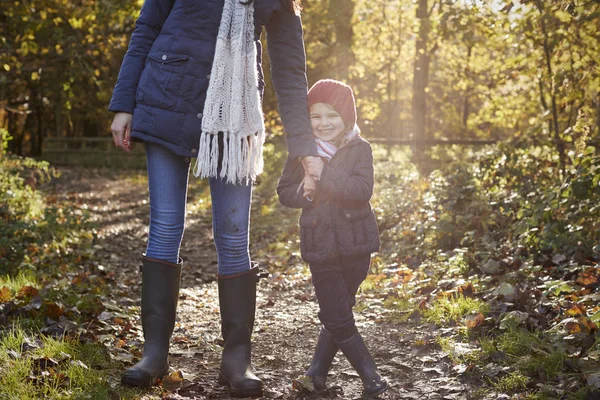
[308,79,357,128]
[316,124,361,161]
[193,0,265,184]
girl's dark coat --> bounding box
[276,137,380,263]
[109,0,316,159]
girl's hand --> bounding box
[111,112,133,152]
[302,173,318,199]
[300,156,324,180]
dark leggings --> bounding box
[309,254,371,342]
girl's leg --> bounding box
[209,177,252,275]
[122,143,189,387]
[340,254,371,308]
[309,260,358,342]
[209,177,263,396]
[336,254,388,398]
[311,256,387,397]
[145,142,190,263]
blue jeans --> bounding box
[144,142,252,276]
[309,254,371,342]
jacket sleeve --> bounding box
[108,0,174,114]
[319,143,374,208]
[265,6,318,160]
[277,157,314,209]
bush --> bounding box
[0,130,93,276]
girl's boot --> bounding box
[336,333,388,398]
[304,327,338,392]
[121,256,182,387]
[217,266,263,397]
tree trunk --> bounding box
[596,92,600,137]
[412,0,430,161]
[536,0,565,175]
[327,0,354,80]
[462,44,473,134]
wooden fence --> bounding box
[41,137,146,168]
[369,138,498,146]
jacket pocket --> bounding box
[335,205,380,256]
[136,53,192,111]
[299,214,337,263]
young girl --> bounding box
[277,79,388,398]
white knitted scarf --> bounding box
[193,0,265,184]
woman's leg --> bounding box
[209,178,263,396]
[209,177,252,275]
[145,142,190,263]
[121,143,188,387]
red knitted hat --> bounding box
[307,79,357,128]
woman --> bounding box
[108,0,323,396]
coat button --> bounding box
[207,73,211,79]
[197,113,203,119]
[346,213,352,219]
[162,54,167,60]
[191,149,197,154]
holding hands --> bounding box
[300,156,324,199]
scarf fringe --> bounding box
[193,131,265,185]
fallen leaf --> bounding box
[16,286,39,299]
[397,268,413,283]
[465,313,485,329]
[577,272,598,287]
[566,321,582,334]
[0,287,11,303]
[587,372,600,389]
[566,305,586,317]
[458,283,475,298]
[292,375,315,392]
[581,316,597,334]
[161,370,184,391]
[44,302,64,320]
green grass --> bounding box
[492,371,530,392]
[496,327,542,357]
[0,325,142,399]
[437,335,483,364]
[0,272,39,293]
[422,294,489,326]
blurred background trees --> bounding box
[1,0,599,165]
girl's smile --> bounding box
[309,102,346,143]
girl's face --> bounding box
[309,102,346,142]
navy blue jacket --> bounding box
[276,137,380,263]
[109,0,317,160]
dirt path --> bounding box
[47,167,477,400]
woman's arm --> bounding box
[265,5,318,161]
[318,143,375,208]
[108,0,174,114]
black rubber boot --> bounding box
[217,266,264,397]
[336,333,388,398]
[304,327,338,392]
[121,256,182,387]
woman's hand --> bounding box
[300,156,324,180]
[111,112,133,152]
